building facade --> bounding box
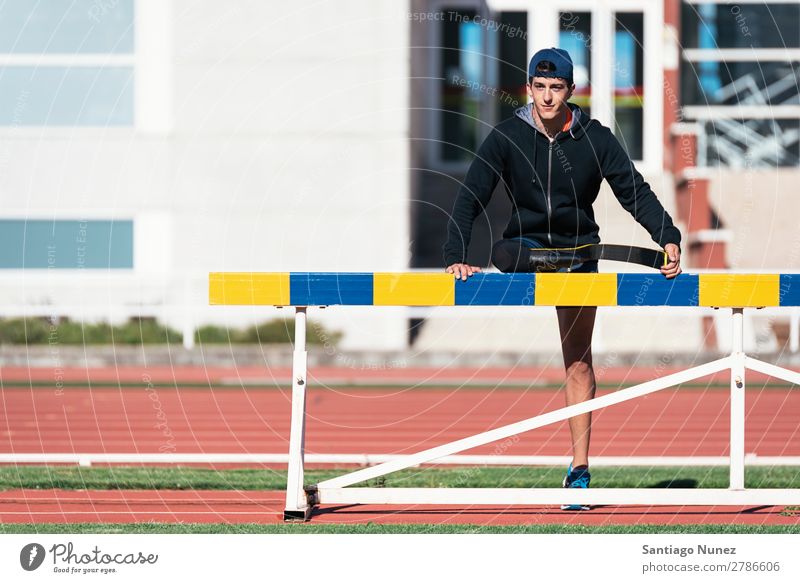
[1,0,797,352]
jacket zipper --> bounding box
[546,140,554,245]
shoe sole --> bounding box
[560,504,591,511]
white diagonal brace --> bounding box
[317,356,732,489]
[745,357,800,386]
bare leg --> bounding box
[556,306,597,468]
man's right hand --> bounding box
[446,263,482,281]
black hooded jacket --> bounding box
[443,103,682,266]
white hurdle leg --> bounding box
[283,307,312,521]
[729,308,746,490]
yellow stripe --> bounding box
[209,272,291,305]
[373,273,454,306]
[699,274,780,307]
[534,273,618,306]
[526,243,595,252]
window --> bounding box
[0,219,134,269]
[699,118,799,167]
[433,7,528,164]
[496,12,528,121]
[0,66,133,126]
[681,2,800,49]
[0,0,135,127]
[682,60,800,108]
[440,8,483,162]
[559,11,592,118]
[680,1,800,167]
[613,12,644,160]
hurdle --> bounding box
[209,272,800,521]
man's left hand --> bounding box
[661,243,682,279]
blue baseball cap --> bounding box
[528,47,574,84]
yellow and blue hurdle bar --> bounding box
[210,272,800,308]
[208,271,800,520]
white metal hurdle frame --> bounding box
[283,306,800,521]
[206,271,800,521]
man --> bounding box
[443,47,682,510]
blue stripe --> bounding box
[281,272,800,306]
[616,273,699,306]
[290,272,374,305]
[779,274,800,307]
[455,273,536,306]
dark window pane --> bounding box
[441,9,483,162]
[681,61,800,106]
[682,3,800,49]
[614,13,644,160]
[0,220,134,269]
[701,119,800,167]
[497,12,528,121]
[559,12,591,117]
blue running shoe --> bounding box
[561,464,591,511]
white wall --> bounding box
[708,169,800,270]
[0,0,413,350]
[170,0,411,349]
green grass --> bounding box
[0,317,340,346]
[0,318,182,345]
[1,465,798,491]
[1,523,798,534]
[2,466,798,534]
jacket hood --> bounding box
[514,102,591,139]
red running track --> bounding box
[1,364,793,386]
[2,383,799,457]
[0,490,800,526]
[1,367,799,525]
[1,489,798,527]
